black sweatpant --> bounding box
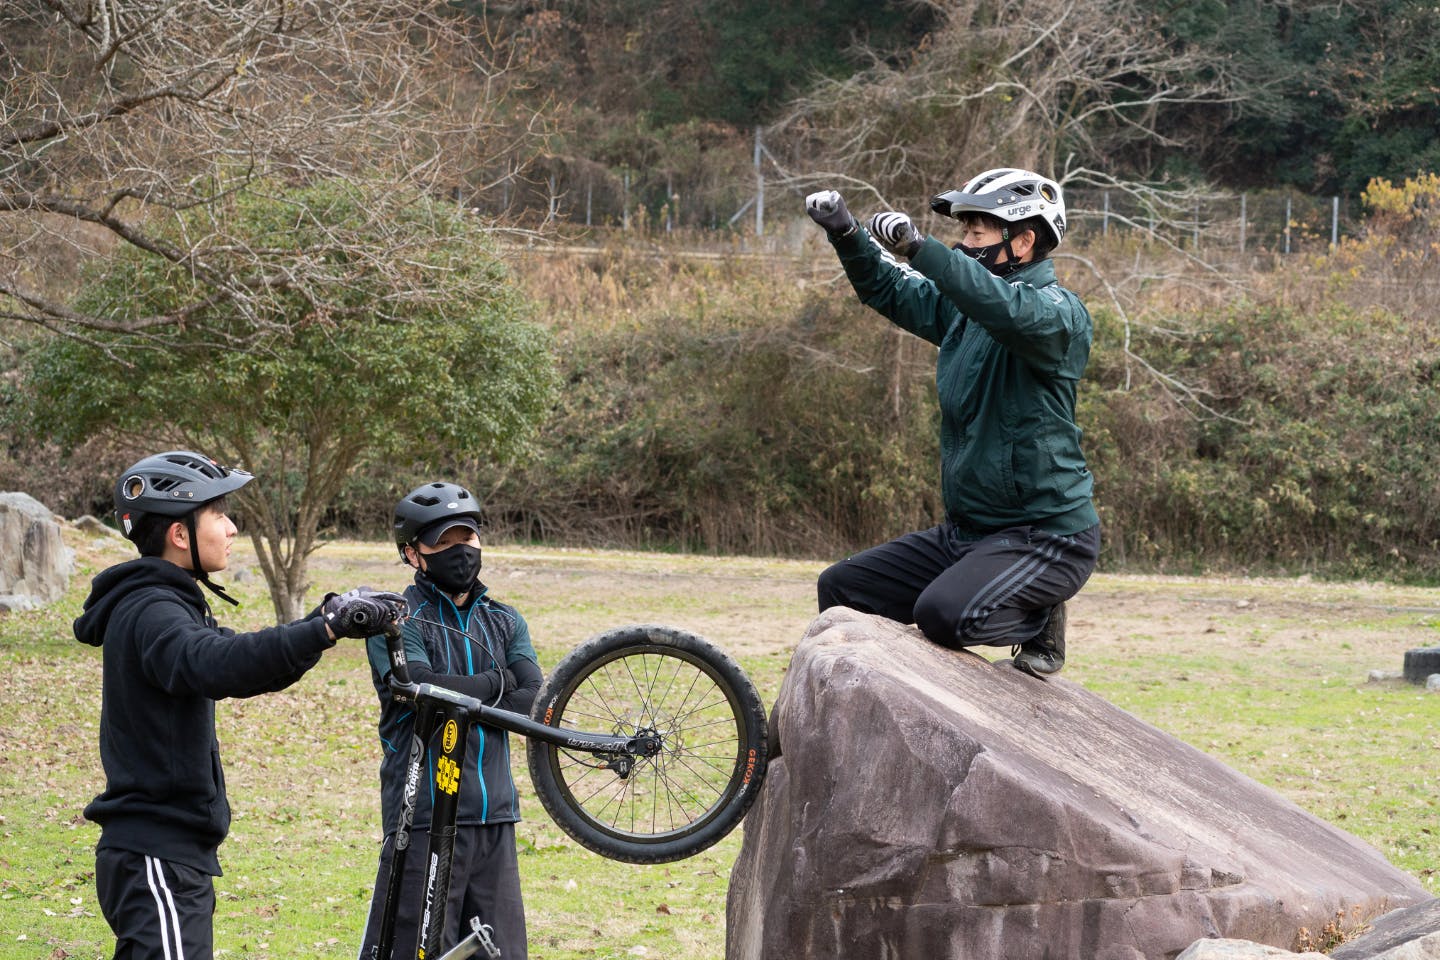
[95,848,215,960]
[358,823,526,960]
[818,522,1101,649]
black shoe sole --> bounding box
[1012,657,1057,681]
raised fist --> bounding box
[805,190,857,238]
[868,211,924,259]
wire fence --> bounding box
[481,169,1364,254]
[470,132,1366,255]
[1066,189,1359,255]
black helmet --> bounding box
[393,482,482,558]
[114,450,253,540]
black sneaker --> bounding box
[1013,603,1066,678]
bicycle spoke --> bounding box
[541,645,755,839]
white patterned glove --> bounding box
[868,211,924,258]
[805,190,858,238]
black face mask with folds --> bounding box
[422,543,482,594]
[957,237,1025,277]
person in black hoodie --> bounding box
[76,450,405,960]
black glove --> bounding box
[322,587,406,639]
[868,211,924,258]
[805,190,858,238]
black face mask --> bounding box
[422,543,482,594]
[957,239,1024,277]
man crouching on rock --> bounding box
[807,168,1100,678]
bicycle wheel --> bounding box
[526,624,768,864]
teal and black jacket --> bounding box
[366,574,542,836]
[833,227,1099,537]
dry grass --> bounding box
[2,527,1438,959]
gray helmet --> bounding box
[114,450,253,540]
[393,482,482,557]
[930,168,1067,247]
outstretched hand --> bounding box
[322,587,407,639]
[805,190,858,237]
[868,211,924,259]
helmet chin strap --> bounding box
[185,513,240,606]
[995,227,1025,276]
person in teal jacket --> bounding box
[358,481,542,960]
[806,168,1100,677]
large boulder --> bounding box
[0,492,74,612]
[727,608,1429,960]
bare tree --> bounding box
[766,0,1247,213]
[1,0,549,343]
[763,0,1263,413]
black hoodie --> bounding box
[75,556,334,874]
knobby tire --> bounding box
[526,624,768,864]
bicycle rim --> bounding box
[553,646,745,838]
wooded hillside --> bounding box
[479,0,1439,199]
[3,1,1439,594]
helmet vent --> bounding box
[163,452,227,479]
[411,494,442,507]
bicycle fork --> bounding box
[376,698,490,959]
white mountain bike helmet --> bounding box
[930,168,1067,248]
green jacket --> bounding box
[834,228,1099,538]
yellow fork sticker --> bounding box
[436,756,460,795]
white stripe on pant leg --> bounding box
[145,856,183,960]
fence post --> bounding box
[1102,191,1110,237]
[666,172,674,233]
[1284,194,1292,254]
[623,169,630,231]
[586,179,592,227]
[1193,198,1200,249]
[1239,192,1247,253]
[1331,196,1340,249]
[754,125,765,237]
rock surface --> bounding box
[0,492,73,612]
[726,608,1429,960]
[73,514,127,539]
[1176,940,1326,959]
[1332,899,1440,959]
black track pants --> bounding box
[358,823,526,960]
[95,848,215,960]
[817,522,1101,649]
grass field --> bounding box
[2,529,1438,959]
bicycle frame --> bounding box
[373,618,664,960]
